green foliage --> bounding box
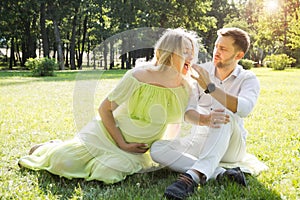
[1,0,300,69]
[239,59,254,70]
[25,57,58,76]
[287,5,300,50]
[263,54,296,70]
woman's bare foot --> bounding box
[28,143,44,155]
[28,140,61,155]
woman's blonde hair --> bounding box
[153,28,199,71]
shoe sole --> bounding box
[163,192,184,200]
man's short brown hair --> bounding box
[217,27,250,54]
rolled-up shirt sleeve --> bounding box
[236,74,260,118]
[185,81,200,112]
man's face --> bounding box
[213,36,241,69]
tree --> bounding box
[3,0,299,70]
[48,0,65,70]
[40,1,49,58]
[69,2,80,70]
[76,4,89,69]
[204,0,239,54]
[0,0,40,67]
[242,0,300,65]
[287,10,300,49]
[105,0,215,68]
[0,0,17,69]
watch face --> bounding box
[208,83,215,92]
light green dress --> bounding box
[18,68,190,184]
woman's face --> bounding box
[173,38,194,75]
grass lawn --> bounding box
[0,68,299,199]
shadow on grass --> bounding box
[19,168,281,200]
[19,169,105,199]
[193,174,281,200]
[18,168,176,199]
[130,170,282,200]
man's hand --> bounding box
[204,109,230,128]
[191,64,211,89]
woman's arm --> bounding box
[98,98,148,153]
[98,98,125,147]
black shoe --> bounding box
[164,173,198,200]
[217,167,247,187]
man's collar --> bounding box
[231,64,242,77]
[212,63,242,81]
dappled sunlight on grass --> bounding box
[245,68,300,200]
[0,69,126,86]
[1,68,299,199]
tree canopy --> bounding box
[0,0,299,70]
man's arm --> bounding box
[184,78,230,127]
[191,64,259,116]
[210,87,238,113]
[184,109,230,128]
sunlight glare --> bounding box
[264,0,279,13]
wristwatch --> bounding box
[204,83,216,94]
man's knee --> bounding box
[150,140,171,163]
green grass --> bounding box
[0,68,299,199]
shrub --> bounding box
[239,59,254,70]
[263,54,296,70]
[25,57,58,76]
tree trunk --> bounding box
[121,54,126,69]
[127,51,132,69]
[40,2,49,58]
[9,37,14,70]
[21,20,37,66]
[27,18,37,59]
[109,39,114,70]
[103,42,108,70]
[121,39,127,69]
[21,41,27,66]
[78,14,88,70]
[70,7,78,70]
[53,19,64,70]
[15,42,20,66]
[65,40,69,68]
[52,42,56,59]
[131,50,136,67]
[87,37,90,68]
[5,46,8,62]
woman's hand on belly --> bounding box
[118,141,149,154]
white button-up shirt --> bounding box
[187,62,260,140]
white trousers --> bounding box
[150,115,246,180]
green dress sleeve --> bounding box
[107,70,140,105]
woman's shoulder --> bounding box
[121,64,152,80]
[132,64,156,83]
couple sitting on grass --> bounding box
[19,27,268,200]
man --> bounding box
[150,27,262,199]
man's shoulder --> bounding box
[237,65,257,79]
